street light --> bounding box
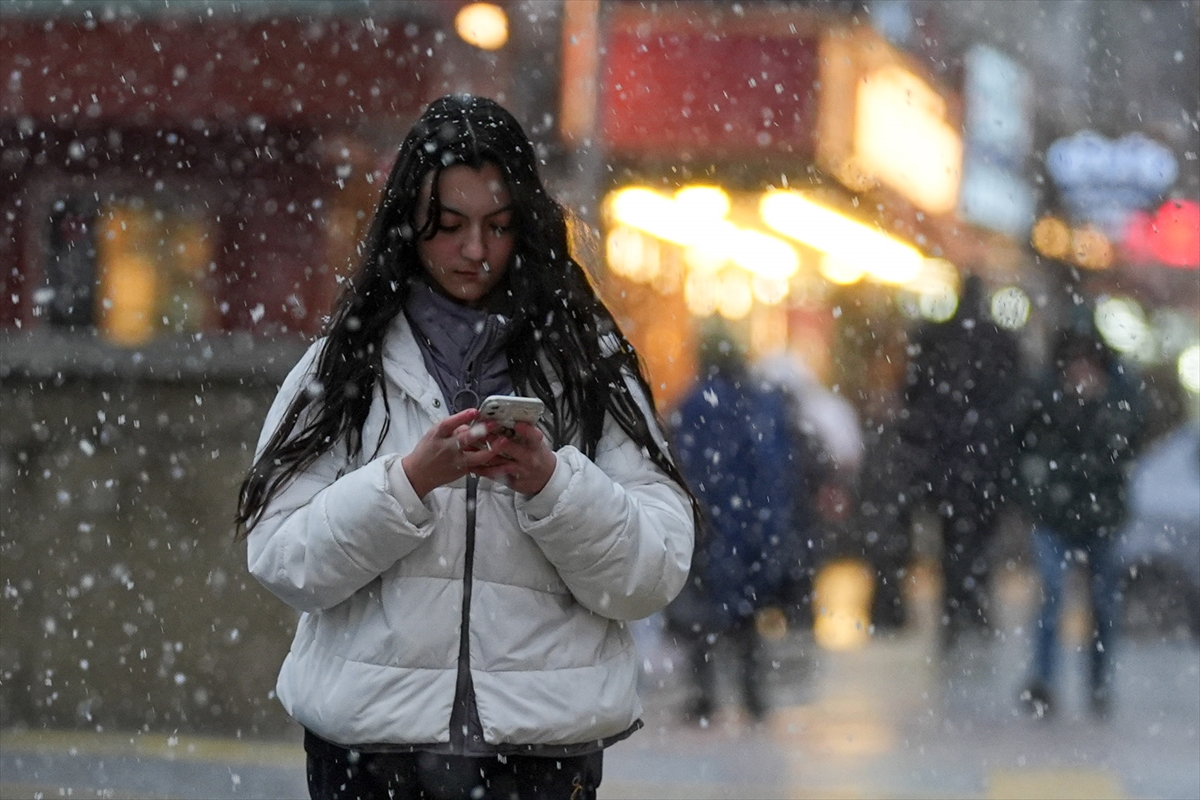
[455,3,508,51]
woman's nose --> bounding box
[462,225,485,261]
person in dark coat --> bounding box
[666,327,796,722]
[1014,325,1142,719]
[896,274,1022,646]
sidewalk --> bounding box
[3,564,1199,799]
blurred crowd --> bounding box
[657,274,1199,726]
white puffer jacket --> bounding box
[246,314,694,749]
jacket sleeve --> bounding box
[514,379,694,622]
[244,344,436,613]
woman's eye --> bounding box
[437,222,461,233]
[491,224,512,235]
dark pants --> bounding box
[686,615,766,720]
[1030,527,1120,698]
[932,487,1002,643]
[305,733,602,800]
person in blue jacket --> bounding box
[666,326,796,722]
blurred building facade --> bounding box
[1,0,1197,738]
[0,0,569,737]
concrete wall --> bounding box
[1,332,308,738]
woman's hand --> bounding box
[470,421,557,496]
[399,409,509,499]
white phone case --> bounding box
[478,395,545,427]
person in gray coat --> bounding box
[236,95,697,800]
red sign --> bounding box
[0,16,431,127]
[1123,200,1200,269]
[600,7,819,159]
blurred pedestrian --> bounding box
[235,95,696,800]
[1014,325,1142,719]
[666,326,796,723]
[757,351,863,628]
[896,275,1022,647]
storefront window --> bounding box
[39,195,215,346]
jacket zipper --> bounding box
[448,473,478,751]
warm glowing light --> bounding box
[820,255,866,285]
[674,185,730,220]
[606,225,659,283]
[761,191,923,284]
[919,289,958,322]
[1032,216,1071,259]
[1095,295,1153,360]
[990,286,1031,330]
[717,272,754,320]
[813,559,874,651]
[609,187,699,246]
[854,66,962,214]
[752,275,790,305]
[455,3,508,50]
[683,271,720,317]
[683,220,738,274]
[1072,226,1114,270]
[729,229,800,280]
[1178,344,1200,394]
[99,254,157,345]
[905,258,959,296]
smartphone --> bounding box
[477,395,545,428]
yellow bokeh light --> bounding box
[820,255,867,285]
[609,187,698,246]
[683,271,721,317]
[919,289,958,322]
[455,3,508,51]
[990,286,1031,330]
[813,559,875,651]
[1095,295,1153,359]
[854,66,962,215]
[729,228,799,281]
[1178,343,1200,395]
[606,225,660,283]
[717,271,754,320]
[761,191,923,285]
[674,185,730,220]
[751,275,790,305]
[1072,226,1114,270]
[1031,216,1071,259]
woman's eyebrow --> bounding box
[438,202,514,218]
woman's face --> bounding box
[416,162,516,308]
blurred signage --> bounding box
[599,5,820,158]
[816,28,962,216]
[1123,199,1200,269]
[0,15,429,126]
[958,44,1035,238]
[1046,131,1179,238]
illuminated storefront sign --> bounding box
[1046,130,1178,238]
[817,28,962,216]
[605,183,958,320]
[1123,199,1200,269]
[853,65,962,215]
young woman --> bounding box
[236,94,696,799]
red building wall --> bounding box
[599,5,820,161]
[0,12,439,334]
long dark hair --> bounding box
[237,94,697,533]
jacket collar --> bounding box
[380,313,447,416]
